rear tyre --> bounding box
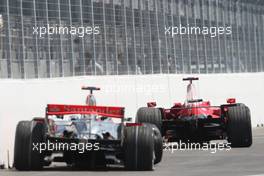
[226,105,252,147]
[136,107,162,132]
[14,121,45,170]
[124,125,154,171]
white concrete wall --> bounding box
[0,73,263,166]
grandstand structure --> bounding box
[0,0,263,78]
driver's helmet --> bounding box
[86,94,96,106]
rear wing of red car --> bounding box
[46,104,125,118]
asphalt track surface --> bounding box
[1,128,264,176]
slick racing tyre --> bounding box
[146,124,163,164]
[14,120,45,170]
[226,104,252,147]
[136,107,162,133]
[124,125,154,171]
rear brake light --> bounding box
[174,102,182,107]
[126,123,143,127]
[147,102,157,107]
[227,98,236,104]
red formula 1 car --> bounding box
[13,87,162,171]
[136,77,252,147]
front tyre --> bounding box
[136,107,162,133]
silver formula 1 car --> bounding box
[13,87,162,171]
